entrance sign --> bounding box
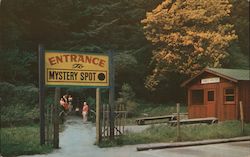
[45,51,109,87]
[201,77,220,84]
[40,48,114,147]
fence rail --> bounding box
[102,104,127,139]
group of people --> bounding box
[60,95,73,112]
[59,94,89,123]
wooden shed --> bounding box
[181,68,250,122]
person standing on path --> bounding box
[82,102,89,123]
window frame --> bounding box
[191,89,204,105]
[224,87,235,104]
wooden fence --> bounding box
[102,104,127,139]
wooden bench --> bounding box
[135,115,176,125]
[169,117,218,126]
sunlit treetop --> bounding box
[142,0,237,90]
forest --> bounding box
[0,0,249,105]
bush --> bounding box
[117,83,138,116]
[0,82,15,104]
[0,82,39,124]
[0,82,38,107]
[14,85,38,106]
[1,104,39,124]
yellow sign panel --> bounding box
[45,51,109,87]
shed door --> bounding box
[206,88,216,117]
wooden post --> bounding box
[102,104,105,138]
[50,104,53,144]
[46,104,49,144]
[123,104,126,134]
[176,103,180,141]
[239,101,244,133]
[53,87,60,148]
[109,51,115,140]
[107,104,110,137]
[39,44,45,145]
[96,88,101,144]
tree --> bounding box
[230,0,249,56]
[141,0,237,90]
[116,83,137,114]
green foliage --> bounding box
[0,82,38,107]
[14,85,39,105]
[0,125,53,156]
[86,96,96,106]
[114,53,138,74]
[225,44,249,69]
[0,50,37,84]
[0,82,15,104]
[118,83,136,101]
[1,104,39,122]
[0,82,39,123]
[117,83,138,114]
[230,0,249,56]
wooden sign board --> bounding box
[201,77,220,84]
[45,51,109,87]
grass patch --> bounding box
[180,121,250,141]
[99,121,250,147]
[0,125,53,157]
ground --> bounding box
[19,117,250,157]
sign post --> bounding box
[53,87,60,148]
[239,101,244,133]
[109,52,115,140]
[96,88,101,144]
[176,103,180,141]
[39,45,45,145]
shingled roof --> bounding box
[181,68,250,87]
[207,68,250,81]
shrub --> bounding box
[1,103,39,123]
[14,85,38,107]
[0,82,39,124]
[0,82,15,104]
[117,83,138,116]
[0,82,38,107]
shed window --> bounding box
[191,89,204,105]
[224,88,235,104]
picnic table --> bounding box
[168,117,218,126]
[135,113,188,125]
[135,115,175,125]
